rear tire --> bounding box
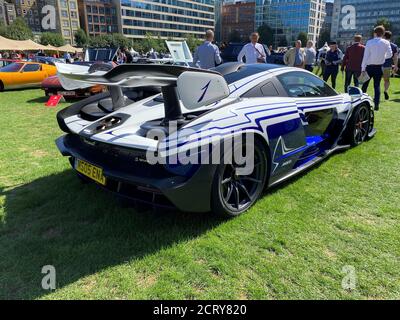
[345,104,371,146]
[0,81,4,92]
[211,138,268,217]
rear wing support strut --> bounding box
[160,86,184,125]
[109,86,125,111]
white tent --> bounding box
[56,44,83,53]
[0,36,48,50]
[15,39,48,51]
[318,42,330,53]
[0,36,83,52]
[0,36,17,50]
[44,44,59,51]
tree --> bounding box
[74,29,89,48]
[375,17,392,31]
[141,33,165,52]
[257,24,274,46]
[132,39,145,54]
[2,17,33,40]
[40,32,65,47]
[89,34,112,47]
[318,30,331,48]
[0,21,7,37]
[297,32,308,46]
[185,34,202,52]
[228,30,241,43]
[156,36,167,53]
[109,33,131,48]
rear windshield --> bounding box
[0,62,24,72]
[222,64,283,84]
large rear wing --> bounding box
[56,63,230,124]
[57,63,217,89]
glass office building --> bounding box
[331,0,400,47]
[322,0,333,33]
[119,0,215,39]
[255,0,326,46]
[214,0,222,42]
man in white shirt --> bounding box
[237,32,267,64]
[193,30,222,69]
[361,26,392,110]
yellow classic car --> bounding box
[0,61,57,91]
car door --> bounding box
[276,71,343,147]
[240,78,308,179]
[0,62,25,88]
[20,63,44,86]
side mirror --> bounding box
[177,71,229,110]
[348,86,363,98]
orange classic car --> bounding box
[0,61,57,91]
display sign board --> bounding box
[165,41,193,64]
[45,95,63,107]
[84,48,118,62]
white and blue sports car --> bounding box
[55,62,375,217]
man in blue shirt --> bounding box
[193,30,222,69]
[63,51,72,64]
[382,31,399,100]
[304,40,316,72]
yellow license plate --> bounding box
[75,159,106,185]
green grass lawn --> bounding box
[0,76,399,300]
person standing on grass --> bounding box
[63,51,72,63]
[317,43,329,77]
[304,40,316,72]
[193,30,222,69]
[122,47,133,63]
[323,41,343,89]
[341,35,365,92]
[382,31,399,100]
[361,25,392,111]
[284,40,305,68]
[238,32,267,64]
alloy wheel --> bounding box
[219,146,266,212]
[353,105,370,145]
